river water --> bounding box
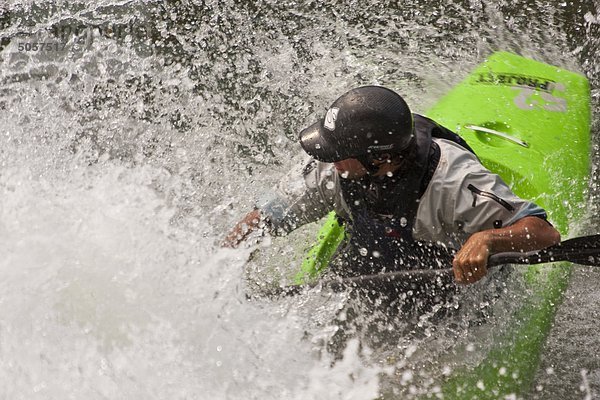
[0,0,598,399]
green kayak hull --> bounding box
[296,51,591,398]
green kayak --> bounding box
[295,51,591,398]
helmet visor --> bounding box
[298,120,351,162]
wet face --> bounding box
[334,154,399,179]
[333,158,368,179]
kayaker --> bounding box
[223,86,561,284]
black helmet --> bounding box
[298,86,415,163]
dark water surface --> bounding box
[0,0,598,398]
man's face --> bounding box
[334,155,397,179]
[333,158,368,179]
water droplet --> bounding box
[325,181,335,190]
[359,247,368,257]
[372,250,381,258]
[405,345,417,358]
[386,171,393,177]
[400,370,413,385]
[341,171,349,179]
[400,217,408,227]
[315,143,321,149]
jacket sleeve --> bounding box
[413,139,548,247]
[446,142,548,236]
[256,158,338,235]
[452,169,548,235]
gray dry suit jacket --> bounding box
[258,138,547,251]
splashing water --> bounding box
[0,0,598,398]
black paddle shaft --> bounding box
[260,234,600,297]
[488,234,600,267]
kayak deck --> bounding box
[425,52,590,399]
